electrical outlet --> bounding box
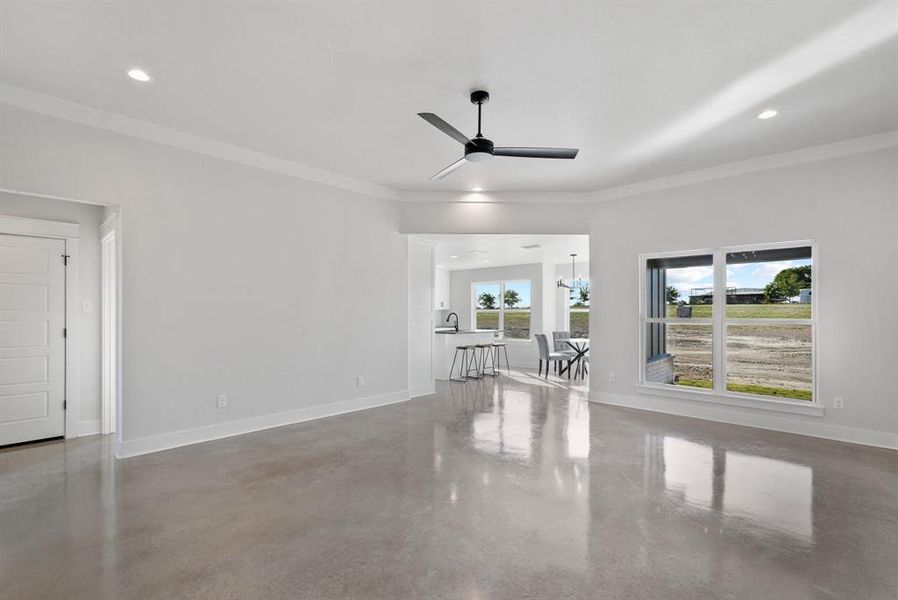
[833,396,844,410]
[356,376,365,387]
[608,372,616,383]
[217,394,228,408]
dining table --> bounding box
[561,338,589,380]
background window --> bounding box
[474,282,500,330]
[473,280,532,339]
[569,279,589,338]
[503,280,531,339]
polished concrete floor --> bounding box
[2,372,896,599]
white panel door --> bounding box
[0,234,66,445]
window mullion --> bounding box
[712,250,726,394]
[499,281,505,333]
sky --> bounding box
[666,259,811,301]
[472,259,810,309]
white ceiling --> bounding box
[417,234,588,271]
[1,2,896,194]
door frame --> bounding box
[0,214,81,439]
[100,212,119,436]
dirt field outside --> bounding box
[665,303,812,400]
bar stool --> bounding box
[449,345,475,382]
[476,343,497,377]
[463,344,484,380]
[492,341,510,374]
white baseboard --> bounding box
[409,384,436,398]
[78,420,101,437]
[116,390,410,459]
[591,391,897,450]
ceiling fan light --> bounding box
[465,151,492,163]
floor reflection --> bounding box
[724,452,813,542]
[566,397,590,460]
[472,389,532,459]
[649,433,814,545]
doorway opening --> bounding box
[407,233,590,396]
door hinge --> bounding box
[63,400,67,410]
[63,328,67,338]
[61,254,71,266]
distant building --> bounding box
[689,287,766,305]
[799,288,812,304]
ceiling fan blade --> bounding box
[418,113,470,145]
[493,147,579,159]
[429,157,467,180]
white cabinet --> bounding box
[435,267,451,310]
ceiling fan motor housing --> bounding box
[465,137,494,161]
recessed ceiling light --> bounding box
[471,186,483,192]
[450,255,459,259]
[756,108,778,120]
[127,68,152,82]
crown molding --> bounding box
[3,84,894,205]
[0,84,398,200]
[590,130,898,202]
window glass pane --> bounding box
[726,324,812,401]
[725,247,812,318]
[645,255,713,319]
[569,279,589,338]
[503,280,531,339]
[645,323,712,389]
[474,283,500,330]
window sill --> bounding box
[635,383,825,417]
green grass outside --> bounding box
[475,309,590,340]
[675,378,813,401]
[666,303,811,319]
[476,309,530,339]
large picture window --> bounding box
[640,243,814,403]
[473,280,531,339]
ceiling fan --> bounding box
[418,90,579,180]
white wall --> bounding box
[400,199,591,235]
[0,106,408,456]
[0,192,104,435]
[408,238,435,397]
[590,147,898,448]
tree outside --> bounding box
[504,289,520,308]
[666,285,680,304]
[572,283,589,308]
[764,265,811,302]
[478,292,497,310]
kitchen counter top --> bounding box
[435,329,499,334]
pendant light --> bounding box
[557,253,581,294]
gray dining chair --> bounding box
[535,334,572,379]
[552,331,577,374]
